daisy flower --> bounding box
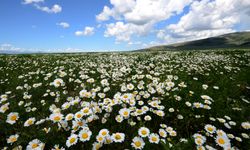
[81,107,92,116]
[104,135,113,144]
[169,130,177,136]
[65,113,74,121]
[92,142,103,150]
[98,129,109,137]
[6,112,19,124]
[193,134,206,146]
[111,133,125,143]
[115,115,123,123]
[53,78,64,87]
[96,135,105,143]
[49,113,64,123]
[79,129,92,142]
[26,139,44,150]
[144,115,151,121]
[24,117,36,127]
[66,134,78,147]
[0,103,9,113]
[7,134,19,145]
[159,129,167,138]
[131,136,145,149]
[149,133,160,144]
[119,108,130,119]
[215,135,231,148]
[138,127,150,138]
[204,124,216,134]
[127,83,134,90]
[74,111,83,120]
[241,122,250,130]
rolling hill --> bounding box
[143,31,250,51]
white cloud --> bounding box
[23,0,44,4]
[75,27,95,36]
[96,0,136,21]
[35,4,62,14]
[124,0,192,25]
[97,0,193,43]
[57,22,70,28]
[156,0,250,44]
[97,0,250,46]
[0,44,22,51]
[23,0,62,14]
[104,22,153,42]
[96,6,113,21]
[97,0,192,24]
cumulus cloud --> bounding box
[75,27,95,36]
[97,0,250,46]
[22,0,62,14]
[57,22,70,28]
[35,4,62,14]
[97,0,192,42]
[23,0,44,4]
[104,22,153,42]
[157,0,250,44]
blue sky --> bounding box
[0,0,249,52]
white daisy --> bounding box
[66,134,78,147]
[138,127,150,138]
[131,136,145,149]
[111,133,125,143]
[149,133,160,144]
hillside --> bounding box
[144,32,250,51]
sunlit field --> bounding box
[0,50,250,150]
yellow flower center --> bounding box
[207,127,213,132]
[28,120,33,125]
[76,121,82,126]
[101,131,107,136]
[83,109,89,113]
[152,136,157,142]
[123,111,129,116]
[77,114,82,118]
[106,139,112,144]
[10,137,17,142]
[98,137,103,141]
[137,110,142,113]
[67,116,73,120]
[196,139,202,144]
[134,141,141,147]
[32,143,38,148]
[141,130,147,135]
[69,138,76,144]
[82,133,88,139]
[218,138,225,145]
[10,115,17,121]
[160,131,165,137]
[54,116,61,121]
[115,134,121,140]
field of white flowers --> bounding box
[0,50,249,150]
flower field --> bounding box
[0,50,250,150]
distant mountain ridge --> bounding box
[143,31,250,51]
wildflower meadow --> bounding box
[0,50,249,150]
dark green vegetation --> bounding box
[142,32,250,51]
[0,50,249,150]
